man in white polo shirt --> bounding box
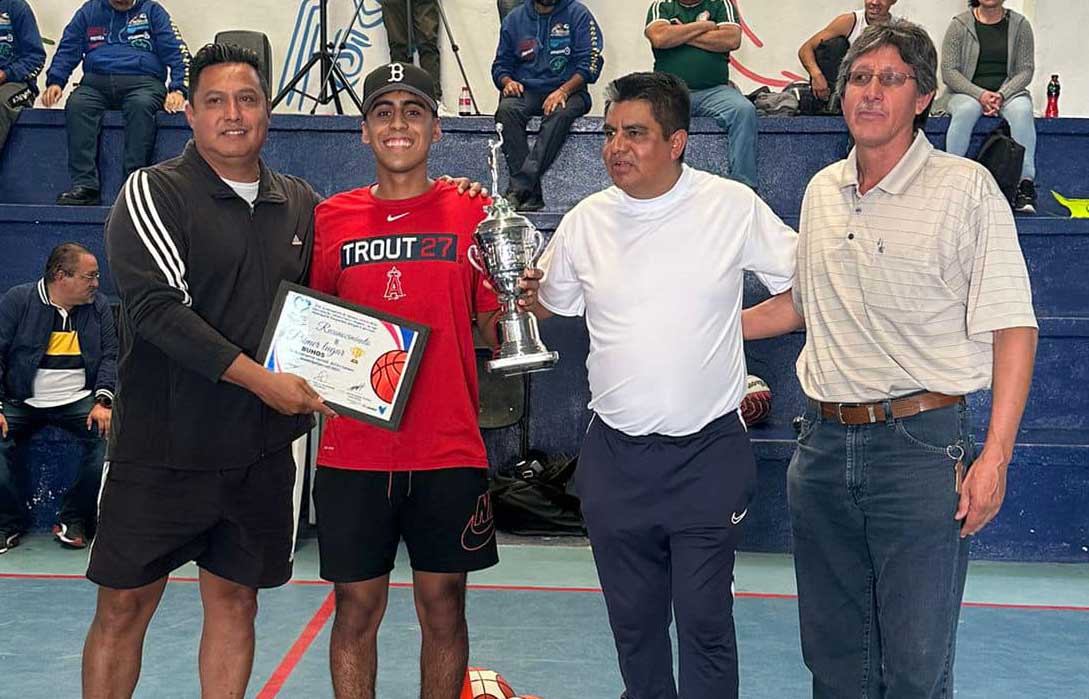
[744,20,1037,698]
[520,71,797,699]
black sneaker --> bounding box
[516,193,545,212]
[0,531,21,555]
[501,189,522,208]
[53,521,88,549]
[56,186,101,206]
[1013,179,1037,214]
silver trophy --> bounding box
[468,124,559,375]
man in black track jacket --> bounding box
[82,42,335,698]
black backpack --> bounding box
[808,35,849,115]
[490,454,586,536]
[975,120,1025,205]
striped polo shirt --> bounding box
[25,304,91,409]
[792,132,1037,403]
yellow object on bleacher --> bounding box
[1052,191,1089,218]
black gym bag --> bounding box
[975,120,1025,205]
[490,454,586,536]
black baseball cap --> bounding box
[360,62,439,116]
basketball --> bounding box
[460,667,517,699]
[369,349,407,403]
[740,374,773,427]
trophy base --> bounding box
[486,351,559,376]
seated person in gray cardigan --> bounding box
[941,0,1037,213]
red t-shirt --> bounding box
[310,180,499,471]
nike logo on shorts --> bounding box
[731,508,748,525]
[461,493,496,551]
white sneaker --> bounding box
[437,104,455,117]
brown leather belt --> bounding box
[819,392,964,425]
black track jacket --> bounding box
[105,141,321,470]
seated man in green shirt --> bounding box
[645,0,757,189]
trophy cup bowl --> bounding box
[469,198,559,375]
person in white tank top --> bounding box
[799,0,900,101]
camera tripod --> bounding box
[403,0,483,115]
[272,0,367,114]
[273,0,483,116]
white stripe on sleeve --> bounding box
[123,171,192,307]
[720,0,737,24]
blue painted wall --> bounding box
[2,111,1086,561]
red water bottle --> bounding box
[458,86,472,116]
[1045,74,1060,118]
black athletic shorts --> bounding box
[86,448,298,590]
[314,466,499,583]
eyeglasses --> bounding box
[846,70,918,88]
[69,271,101,281]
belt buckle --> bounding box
[838,403,877,424]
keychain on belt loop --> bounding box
[947,443,966,493]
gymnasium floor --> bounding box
[1,534,1086,698]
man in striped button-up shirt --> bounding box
[743,20,1037,699]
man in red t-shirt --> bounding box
[310,62,501,699]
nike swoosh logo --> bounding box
[461,517,495,551]
[461,494,496,551]
[387,212,410,222]
[731,508,748,525]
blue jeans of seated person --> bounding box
[495,89,591,200]
[0,395,107,533]
[945,92,1037,181]
[788,399,974,699]
[0,81,35,156]
[65,73,167,190]
[689,84,758,189]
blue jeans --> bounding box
[945,92,1037,181]
[495,89,591,197]
[0,81,34,156]
[0,395,107,533]
[65,73,166,189]
[787,399,974,698]
[689,84,758,189]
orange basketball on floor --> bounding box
[369,349,407,403]
[461,667,516,699]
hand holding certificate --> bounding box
[256,282,429,430]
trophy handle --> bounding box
[529,228,546,262]
[467,244,487,275]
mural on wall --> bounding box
[277,0,385,111]
[729,1,808,89]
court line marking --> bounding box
[256,589,336,699]
[2,573,1087,611]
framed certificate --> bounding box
[256,282,429,431]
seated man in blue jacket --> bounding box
[0,0,45,155]
[0,243,117,554]
[491,0,603,211]
[40,0,190,206]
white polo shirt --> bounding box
[538,165,797,437]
